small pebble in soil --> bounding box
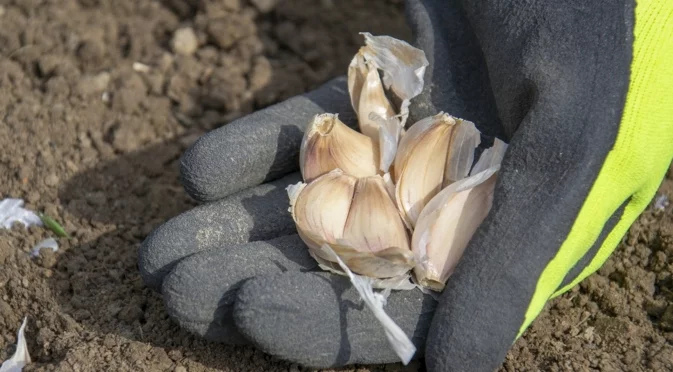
[207,15,255,49]
[118,304,144,323]
[250,0,278,13]
[85,191,107,206]
[36,327,56,346]
[172,27,199,56]
[36,249,57,269]
[660,305,673,331]
[45,173,60,187]
[0,240,12,265]
[167,349,183,361]
[0,299,15,325]
[26,190,41,204]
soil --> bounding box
[0,0,671,371]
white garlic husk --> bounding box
[394,112,481,229]
[411,139,508,291]
[288,169,415,278]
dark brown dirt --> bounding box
[0,0,671,371]
[502,165,673,372]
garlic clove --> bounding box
[357,67,397,140]
[359,32,429,127]
[347,33,426,171]
[342,176,410,255]
[299,114,380,182]
[394,113,481,228]
[412,163,500,291]
[395,124,451,228]
[289,169,356,253]
[394,114,448,183]
[348,48,400,172]
[347,50,368,116]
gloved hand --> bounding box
[139,0,673,370]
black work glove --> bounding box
[139,0,673,370]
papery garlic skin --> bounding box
[470,137,508,175]
[394,113,481,228]
[288,169,414,278]
[299,114,380,182]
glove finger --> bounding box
[181,76,355,203]
[139,172,301,292]
[161,234,317,344]
[405,0,504,140]
[233,271,437,368]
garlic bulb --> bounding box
[299,113,380,182]
[290,33,507,293]
[286,32,510,365]
[288,169,414,278]
[411,139,508,291]
[394,113,481,228]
